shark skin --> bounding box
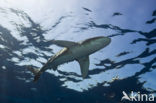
[28,36,111,81]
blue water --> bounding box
[0,0,156,103]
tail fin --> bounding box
[27,66,41,82]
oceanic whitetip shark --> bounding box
[28,36,111,81]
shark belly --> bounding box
[52,45,92,66]
[51,41,105,67]
[70,43,101,59]
[52,48,75,66]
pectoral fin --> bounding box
[51,40,79,48]
[77,56,90,78]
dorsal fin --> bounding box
[51,40,79,48]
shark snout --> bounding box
[105,37,111,43]
[100,37,111,46]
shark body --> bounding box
[29,36,111,81]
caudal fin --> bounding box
[27,66,41,82]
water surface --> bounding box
[0,0,156,103]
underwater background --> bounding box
[0,0,156,103]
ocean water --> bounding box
[0,0,156,103]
